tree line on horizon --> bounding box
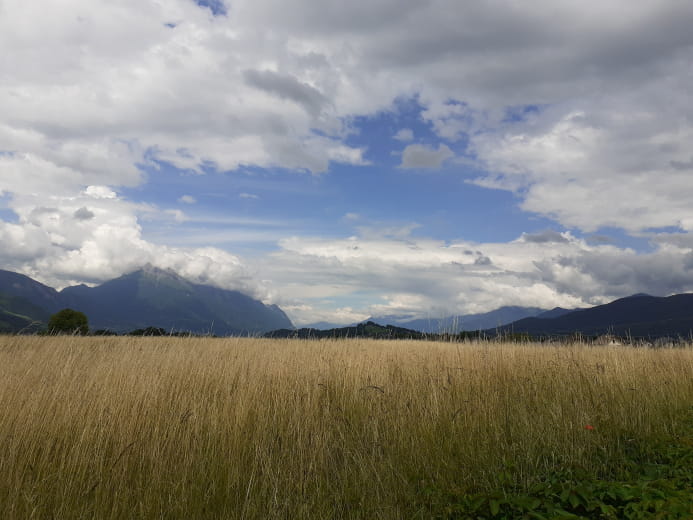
[30,308,693,346]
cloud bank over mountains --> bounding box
[262,231,693,325]
[2,0,693,324]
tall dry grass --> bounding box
[0,336,691,519]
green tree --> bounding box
[47,308,89,335]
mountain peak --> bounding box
[136,263,181,278]
[1,268,293,335]
[123,265,190,288]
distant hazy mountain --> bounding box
[371,306,548,333]
[534,307,579,319]
[301,321,350,330]
[497,293,693,338]
[0,267,293,335]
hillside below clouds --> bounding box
[300,296,693,340]
[4,266,693,339]
[0,267,292,335]
[368,306,573,333]
[497,293,693,338]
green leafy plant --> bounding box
[420,410,693,519]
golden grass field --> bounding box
[0,336,691,519]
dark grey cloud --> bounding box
[683,252,693,271]
[535,247,693,302]
[246,0,422,35]
[586,235,614,245]
[651,232,693,249]
[357,1,693,103]
[400,143,453,169]
[27,207,59,226]
[74,207,95,221]
[670,157,693,170]
[30,206,59,216]
[522,230,569,244]
[243,69,328,117]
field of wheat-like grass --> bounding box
[0,336,691,519]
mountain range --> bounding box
[496,293,693,339]
[0,266,292,335]
[296,295,693,340]
[3,266,692,339]
[368,306,577,333]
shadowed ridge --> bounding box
[497,293,693,338]
[0,267,293,335]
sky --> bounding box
[2,0,693,326]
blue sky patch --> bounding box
[194,0,227,16]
